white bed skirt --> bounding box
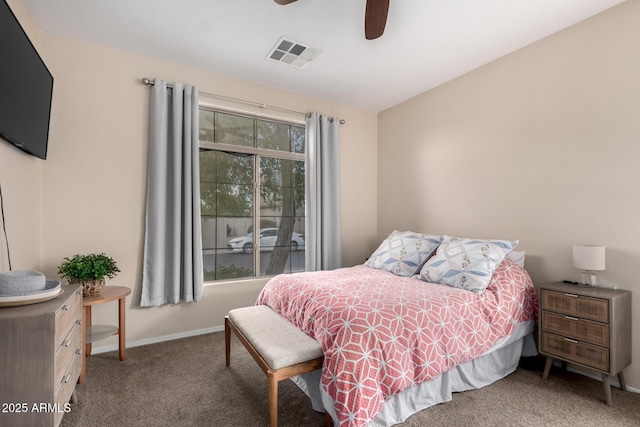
[291,320,537,426]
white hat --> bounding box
[0,270,61,307]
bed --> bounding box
[256,232,539,426]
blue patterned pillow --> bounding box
[364,231,442,277]
[417,235,518,293]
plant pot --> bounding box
[71,279,106,297]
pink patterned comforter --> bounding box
[256,258,538,427]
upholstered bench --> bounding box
[225,305,328,427]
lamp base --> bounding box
[579,271,599,287]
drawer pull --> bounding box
[62,375,70,384]
[76,319,82,326]
[564,315,579,321]
[63,339,70,348]
[563,293,579,298]
[75,349,81,355]
[62,304,70,311]
[564,337,579,344]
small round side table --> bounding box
[78,286,131,384]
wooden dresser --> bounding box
[539,282,631,405]
[0,285,82,426]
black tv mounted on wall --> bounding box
[0,0,54,160]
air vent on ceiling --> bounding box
[266,37,321,69]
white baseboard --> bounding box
[553,361,640,394]
[89,325,225,355]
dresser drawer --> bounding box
[55,289,81,349]
[541,290,609,323]
[54,349,81,427]
[541,311,609,347]
[541,332,609,371]
[55,319,82,386]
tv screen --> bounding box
[0,0,53,160]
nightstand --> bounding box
[539,282,631,405]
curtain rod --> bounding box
[141,78,345,124]
[141,77,309,117]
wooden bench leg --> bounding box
[225,317,231,367]
[268,374,278,427]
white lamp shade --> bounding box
[572,245,606,271]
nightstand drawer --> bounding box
[541,290,609,323]
[541,311,609,347]
[541,332,609,371]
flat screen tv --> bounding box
[0,0,53,160]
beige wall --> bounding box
[0,0,43,272]
[38,33,377,346]
[8,0,637,393]
[378,1,640,389]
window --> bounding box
[199,109,305,282]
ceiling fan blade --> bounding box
[274,0,298,4]
[365,0,390,40]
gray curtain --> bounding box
[141,80,203,307]
[305,113,342,271]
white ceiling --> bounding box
[24,0,626,113]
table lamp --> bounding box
[572,245,605,287]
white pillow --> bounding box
[365,231,442,277]
[417,235,519,294]
[507,250,525,267]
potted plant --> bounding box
[58,253,120,297]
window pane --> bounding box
[203,249,253,281]
[215,152,253,185]
[260,251,302,275]
[294,188,305,218]
[199,110,215,142]
[199,150,217,183]
[200,151,254,217]
[294,216,305,247]
[200,182,216,216]
[293,159,304,191]
[259,157,304,276]
[200,150,253,185]
[291,126,305,154]
[216,112,254,147]
[257,120,289,151]
[202,217,251,252]
[222,218,254,246]
[216,184,253,217]
[200,149,255,281]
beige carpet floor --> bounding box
[61,332,640,426]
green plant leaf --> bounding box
[58,253,120,282]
